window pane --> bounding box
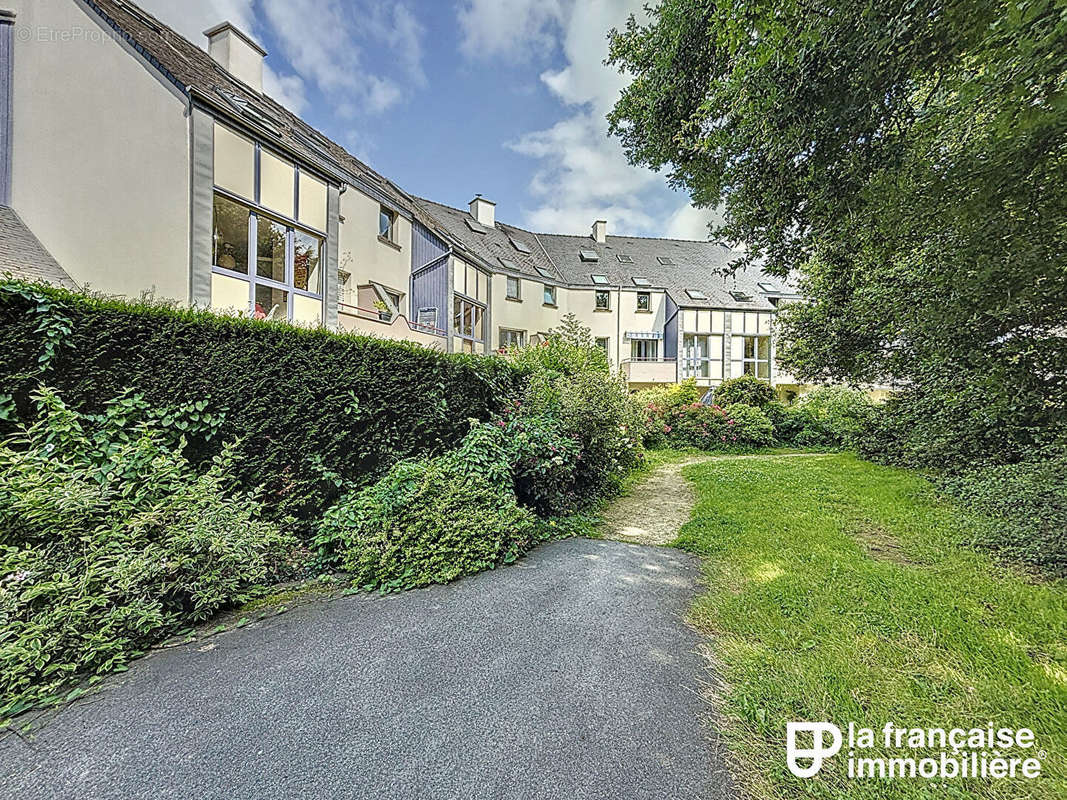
[744,337,756,359]
[507,276,520,299]
[254,284,288,320]
[595,290,609,309]
[260,150,295,218]
[211,272,250,314]
[298,171,327,231]
[256,217,287,282]
[213,194,249,274]
[453,298,463,335]
[637,292,650,310]
[293,231,322,294]
[292,294,322,326]
[544,285,555,305]
[214,124,254,199]
[757,361,770,379]
[757,336,771,360]
[379,208,393,238]
[472,306,483,341]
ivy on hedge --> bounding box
[0,281,522,529]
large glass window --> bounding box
[453,297,485,343]
[681,333,724,380]
[212,194,250,274]
[731,335,771,379]
[212,192,324,325]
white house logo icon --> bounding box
[787,722,843,777]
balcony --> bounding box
[337,303,445,350]
[621,358,677,385]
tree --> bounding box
[606,0,1066,464]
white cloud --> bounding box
[663,203,724,241]
[457,0,569,61]
[465,0,711,238]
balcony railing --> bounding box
[621,358,677,384]
[337,303,446,337]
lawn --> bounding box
[674,453,1066,800]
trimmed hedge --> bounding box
[0,282,521,528]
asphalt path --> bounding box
[0,537,733,800]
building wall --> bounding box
[490,275,570,349]
[338,189,412,307]
[9,0,190,301]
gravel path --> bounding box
[0,538,733,800]
[600,458,710,546]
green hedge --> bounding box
[0,282,521,528]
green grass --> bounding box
[675,453,1066,800]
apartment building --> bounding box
[0,0,802,394]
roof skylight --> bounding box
[465,218,487,234]
[656,256,675,266]
[686,289,708,300]
[616,254,634,264]
[535,266,556,279]
[729,290,753,302]
[757,282,778,292]
[510,237,533,254]
[579,249,600,262]
[498,257,518,271]
[632,277,651,287]
[591,274,609,285]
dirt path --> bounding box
[600,457,710,546]
[601,452,834,546]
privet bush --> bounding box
[0,389,294,716]
[0,281,521,528]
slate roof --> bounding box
[85,0,424,220]
[415,200,790,311]
[0,207,77,289]
[414,198,563,281]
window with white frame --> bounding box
[543,284,557,306]
[681,333,724,380]
[454,296,485,345]
[730,311,773,379]
[499,328,526,349]
[211,123,326,325]
[506,275,521,300]
[379,206,397,242]
[636,291,651,311]
[631,339,659,360]
[595,289,611,310]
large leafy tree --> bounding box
[607,0,1066,463]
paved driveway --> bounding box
[0,538,732,800]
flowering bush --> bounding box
[641,397,774,450]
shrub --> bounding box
[512,316,644,506]
[939,455,1067,577]
[722,403,775,447]
[713,375,775,408]
[316,456,544,592]
[0,388,294,716]
[0,281,520,529]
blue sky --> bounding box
[138,0,717,239]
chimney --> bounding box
[204,22,266,93]
[469,195,496,228]
[592,219,607,243]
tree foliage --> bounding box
[607,0,1067,463]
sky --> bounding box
[137,0,718,240]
